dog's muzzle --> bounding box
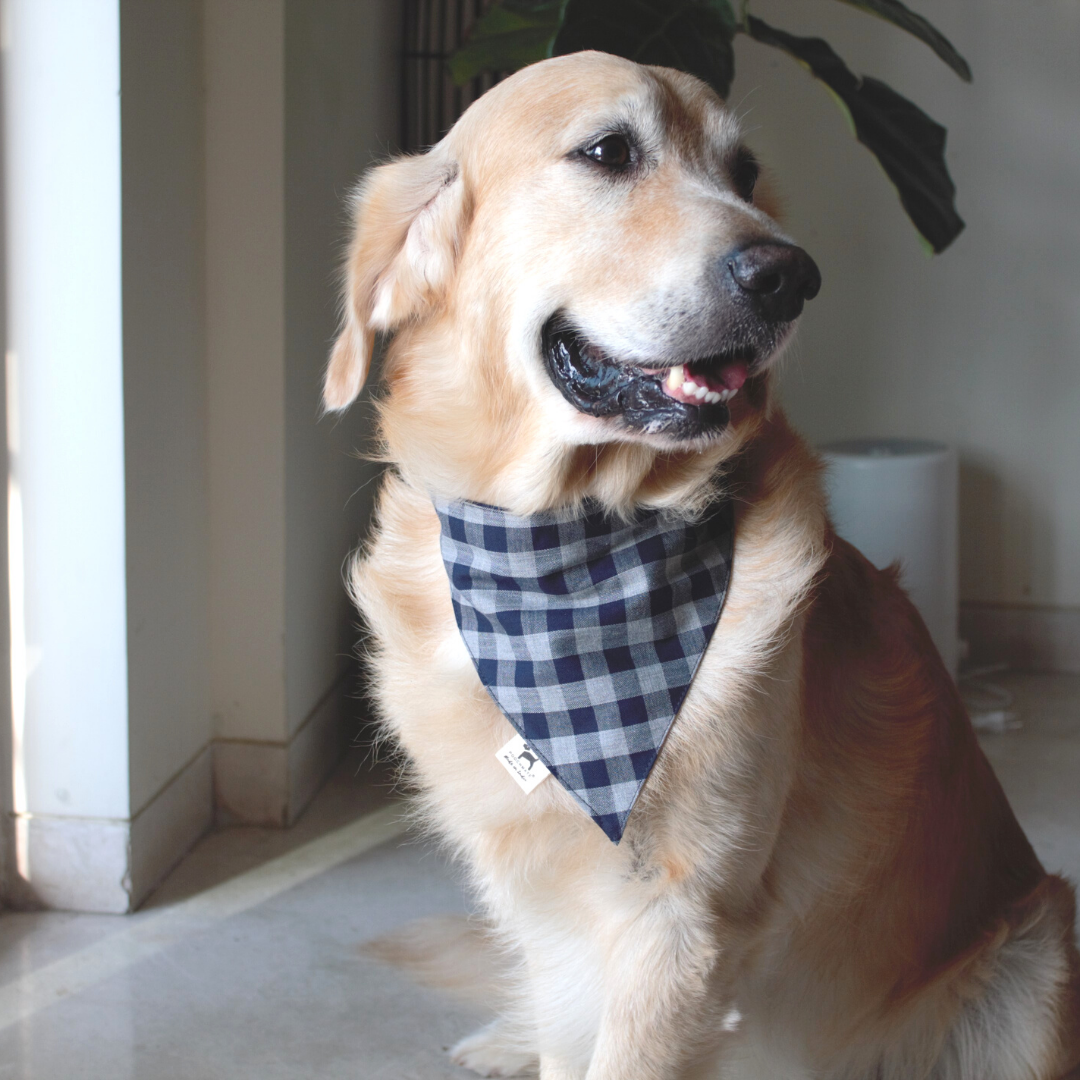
[541,241,820,440]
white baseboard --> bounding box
[2,746,212,914]
[212,674,349,827]
[0,677,353,912]
[961,602,1080,674]
[130,745,213,905]
[3,815,132,913]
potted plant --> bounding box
[450,0,970,253]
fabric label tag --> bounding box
[496,733,551,794]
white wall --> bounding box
[205,0,289,752]
[206,0,398,825]
[121,0,212,820]
[283,0,398,737]
[732,0,1080,614]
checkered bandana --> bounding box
[433,494,735,842]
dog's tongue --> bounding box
[713,359,749,392]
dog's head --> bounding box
[325,52,819,513]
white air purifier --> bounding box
[820,439,959,678]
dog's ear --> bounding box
[323,154,468,412]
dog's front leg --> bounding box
[539,1055,587,1080]
[582,900,725,1080]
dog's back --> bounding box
[724,536,1080,1078]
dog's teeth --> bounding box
[694,385,708,400]
[666,365,684,390]
[705,391,721,404]
[682,379,698,394]
[718,389,732,403]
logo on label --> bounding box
[496,733,551,794]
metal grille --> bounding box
[401,0,505,152]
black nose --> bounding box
[726,243,821,323]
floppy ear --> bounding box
[322,153,469,412]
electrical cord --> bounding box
[959,663,1021,733]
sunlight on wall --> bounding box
[6,349,27,877]
[3,0,130,837]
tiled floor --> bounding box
[0,753,480,1080]
[0,673,1077,1079]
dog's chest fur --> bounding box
[351,424,827,897]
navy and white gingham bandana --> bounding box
[433,494,734,842]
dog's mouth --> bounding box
[541,318,760,440]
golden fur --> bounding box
[326,52,1080,1079]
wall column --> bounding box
[3,0,133,912]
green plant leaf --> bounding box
[747,15,964,252]
[552,0,739,99]
[449,0,566,86]
[833,0,971,81]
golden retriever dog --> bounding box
[324,52,1080,1079]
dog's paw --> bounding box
[450,1021,537,1077]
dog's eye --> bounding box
[732,151,759,202]
[584,134,632,170]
